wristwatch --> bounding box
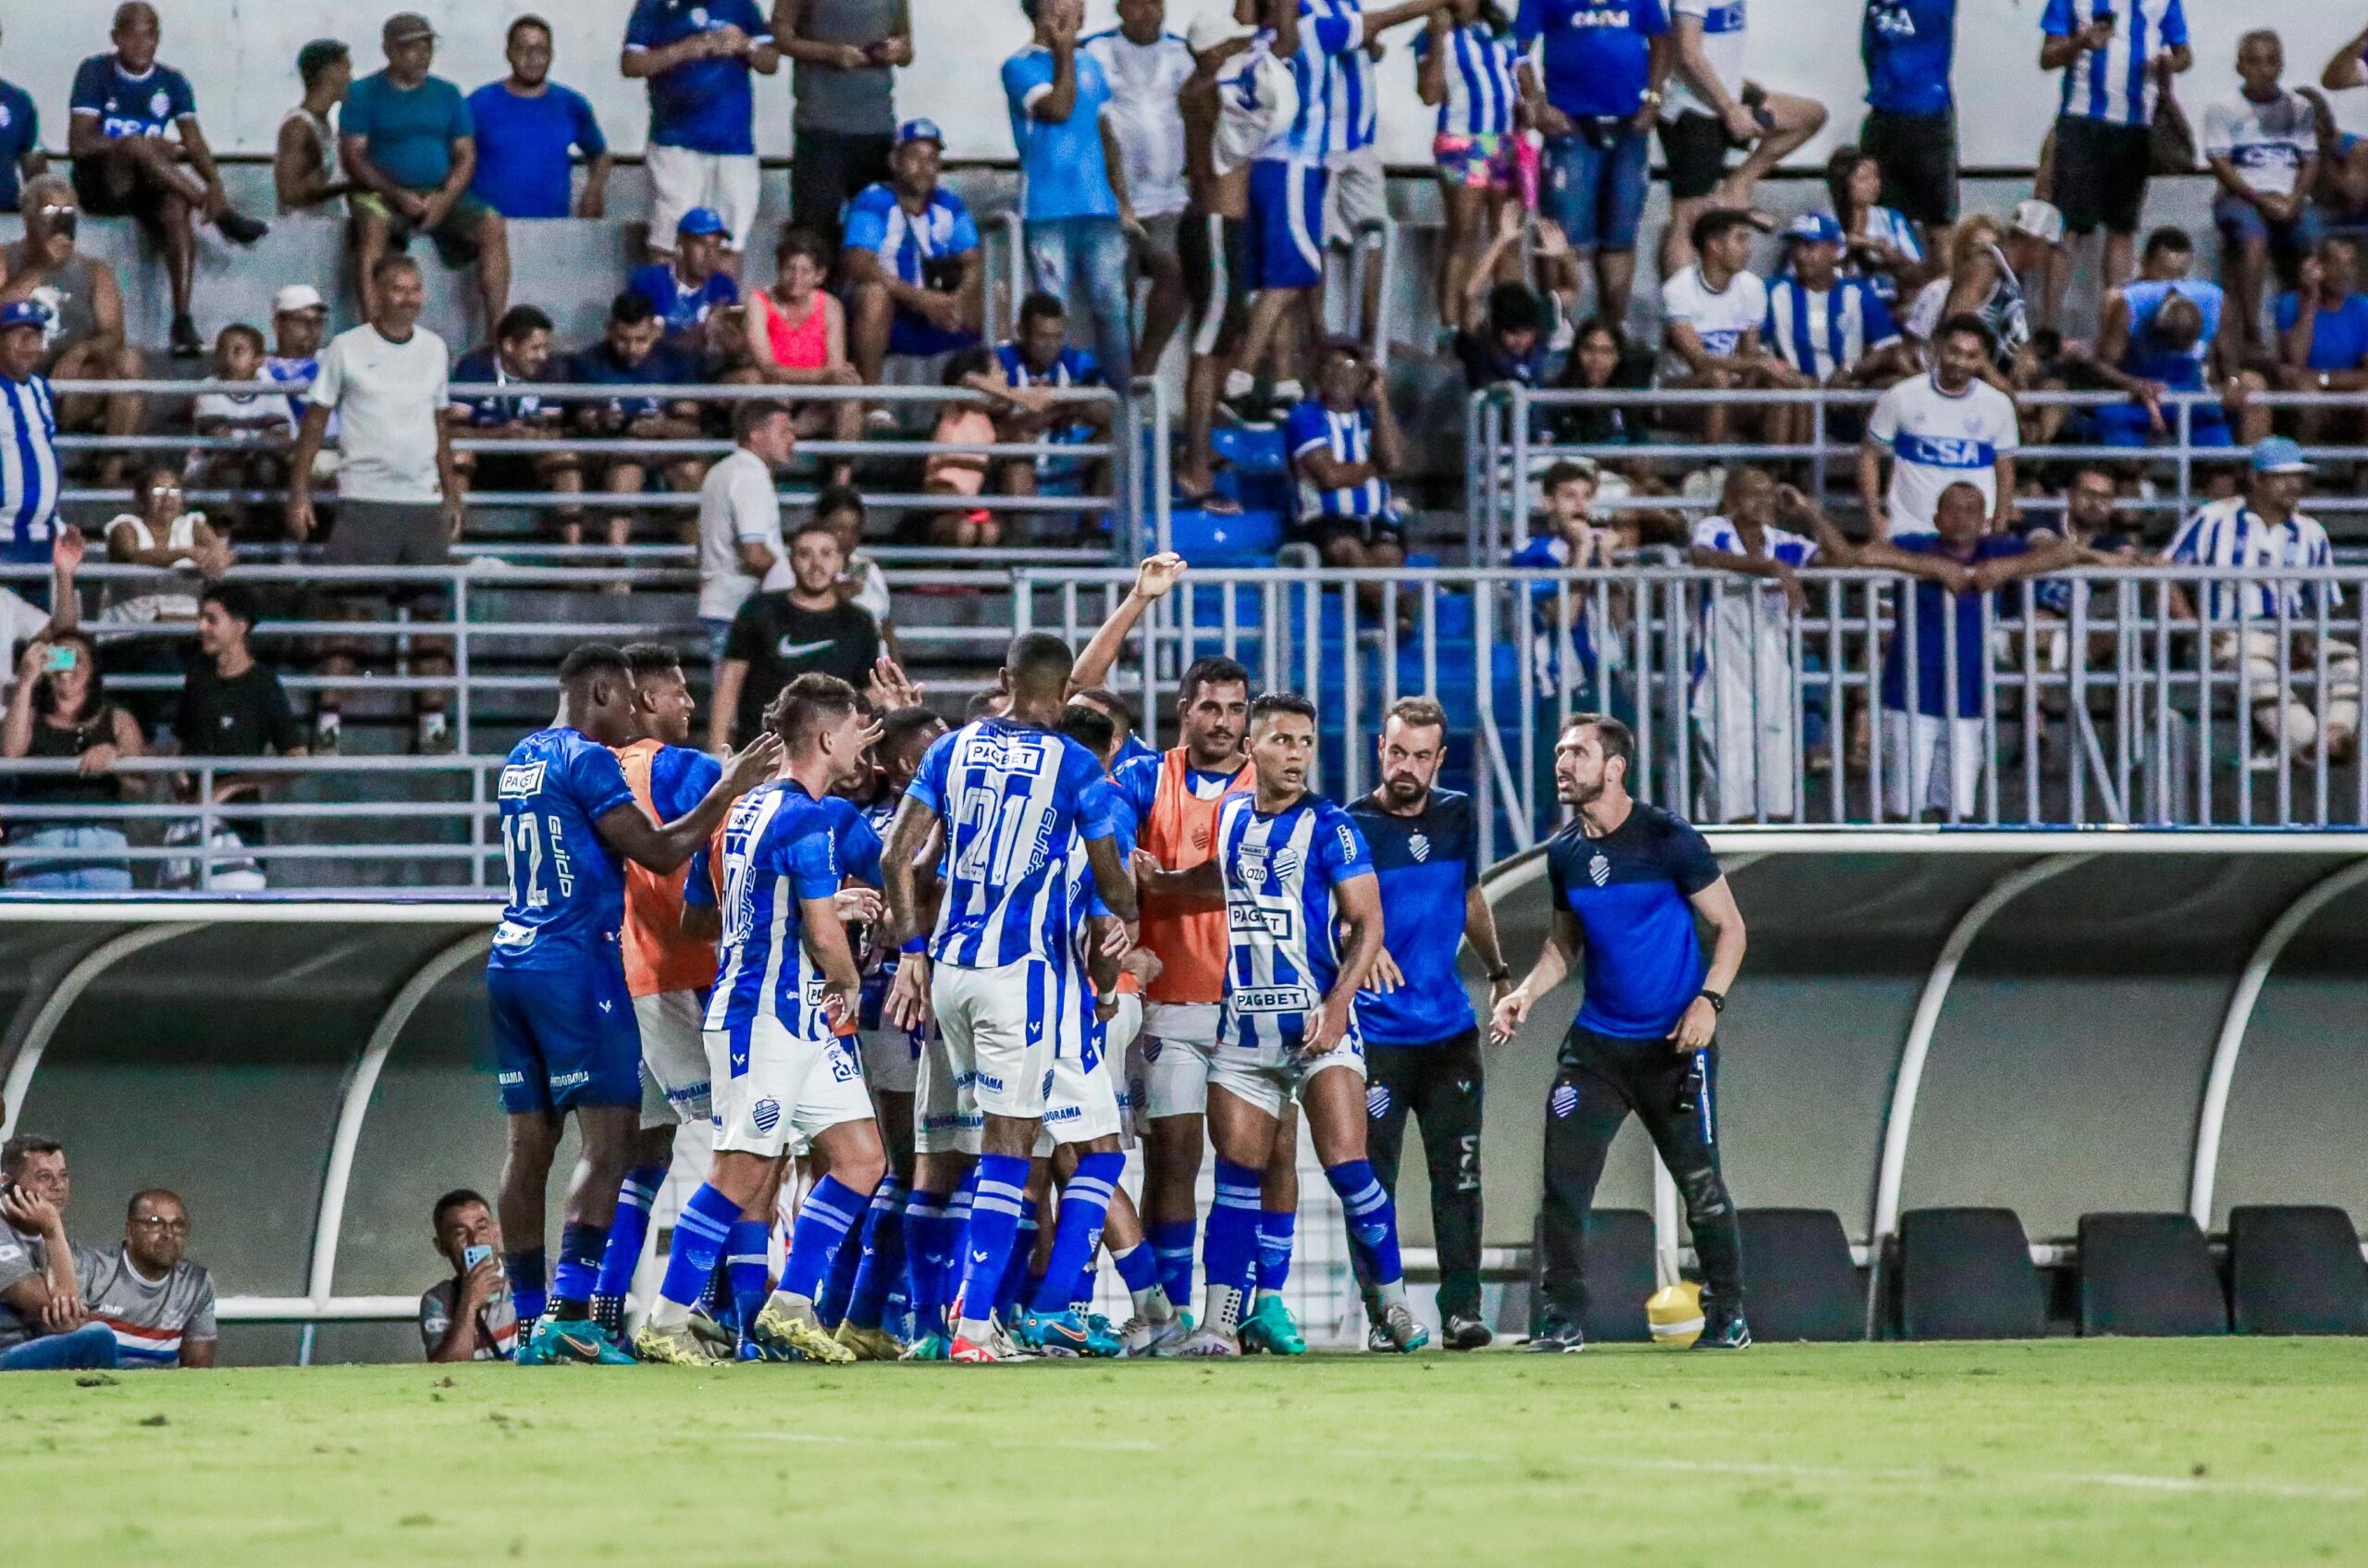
[1697,988,1726,1014]
[1640,89,1664,108]
[1487,967,1514,984]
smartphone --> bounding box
[462,1243,493,1271]
[43,646,76,674]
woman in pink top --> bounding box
[739,227,860,483]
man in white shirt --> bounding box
[1659,207,1797,446]
[2205,31,2322,355]
[1859,314,2019,539]
[2164,437,2356,760]
[1086,0,1195,375]
[284,252,461,753]
[1657,0,1827,276]
[696,399,796,665]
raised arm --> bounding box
[594,735,781,873]
[2325,25,2368,91]
[1070,551,1186,692]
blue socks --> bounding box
[781,1175,870,1303]
[995,1199,1040,1324]
[725,1218,771,1329]
[1148,1216,1196,1310]
[903,1190,956,1340]
[1200,1161,1263,1333]
[594,1163,665,1302]
[940,1180,975,1318]
[1032,1152,1124,1315]
[551,1222,610,1318]
[503,1247,549,1326]
[1256,1209,1297,1295]
[658,1182,741,1313]
[1326,1160,1402,1286]
[954,1154,1030,1340]
[843,1177,909,1332]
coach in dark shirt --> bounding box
[710,518,880,749]
[1349,697,1511,1352]
[177,585,305,759]
[1491,711,1752,1353]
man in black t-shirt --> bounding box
[710,519,882,750]
[177,585,305,760]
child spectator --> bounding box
[189,325,288,536]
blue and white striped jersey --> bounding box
[1215,790,1375,1052]
[1764,275,1900,382]
[1286,398,1390,522]
[1259,0,1365,166]
[906,718,1121,970]
[2165,497,2340,624]
[839,182,980,289]
[1055,806,1137,1070]
[1318,0,1379,155]
[1,372,58,561]
[1412,21,1521,139]
[2042,0,2187,129]
[706,780,847,1038]
[1841,204,1923,302]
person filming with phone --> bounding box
[1285,337,1407,572]
[420,1188,519,1362]
[4,628,145,892]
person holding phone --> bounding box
[3,628,143,891]
[777,0,911,254]
[2040,0,2193,304]
[1284,337,1406,571]
[420,1189,518,1363]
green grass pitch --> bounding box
[14,1340,2367,1567]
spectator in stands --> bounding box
[697,399,796,663]
[0,300,64,570]
[0,23,52,216]
[2312,30,2368,241]
[344,14,511,328]
[2165,438,2357,762]
[623,0,779,265]
[1,534,82,702]
[468,16,612,223]
[1909,204,2051,380]
[99,465,228,630]
[2,631,142,890]
[1004,0,1138,387]
[1,179,143,490]
[1826,145,1929,305]
[452,306,586,545]
[1511,457,1604,568]
[1415,0,1525,329]
[67,3,268,360]
[2025,463,2140,643]
[780,0,912,253]
[1514,0,1667,338]
[2205,31,2321,354]
[842,118,984,390]
[1549,315,1654,447]
[741,228,860,484]
[1454,209,1565,392]
[1089,0,1194,375]
[176,582,304,769]
[2086,252,2256,451]
[922,348,1009,548]
[1657,0,1827,276]
[1321,0,1442,351]
[1856,480,2082,818]
[992,291,1112,525]
[1659,207,1791,446]
[1862,315,2019,539]
[0,1134,117,1372]
[77,1190,216,1369]
[265,286,333,483]
[1689,470,1847,821]
[2277,237,2368,443]
[712,518,882,750]
[1858,2,1958,238]
[421,1188,518,1363]
[811,483,894,636]
[569,291,707,557]
[1762,213,1912,447]
[630,208,743,362]
[187,325,289,537]
[2039,0,2191,307]
[287,253,460,755]
[1288,337,1405,570]
[276,39,352,216]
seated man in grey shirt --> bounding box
[0,1133,118,1372]
[77,1188,217,1368]
[420,1188,519,1362]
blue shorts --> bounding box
[487,959,643,1116]
[1245,159,1326,292]
[2214,191,2324,259]
[2092,399,2231,449]
[887,310,980,358]
[1544,130,1650,253]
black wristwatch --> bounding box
[1487,967,1513,984]
[1698,988,1726,1014]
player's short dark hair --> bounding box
[1387,696,1449,736]
[1249,691,1317,728]
[1,1133,60,1176]
[811,484,865,525]
[507,13,552,44]
[201,582,261,632]
[964,690,1003,719]
[496,304,553,344]
[1936,313,1993,352]
[880,705,946,758]
[1018,290,1067,328]
[768,673,861,749]
[1561,710,1634,772]
[126,1187,183,1221]
[2142,226,2193,260]
[621,641,684,682]
[1178,655,1251,708]
[1005,632,1076,692]
[1689,207,1756,254]
[430,1189,488,1231]
[1071,685,1135,734]
[608,290,658,327]
[1056,700,1116,759]
[1488,283,1545,339]
[734,398,792,441]
[558,642,630,686]
[776,226,832,271]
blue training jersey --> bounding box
[906,718,1121,969]
[1216,790,1375,1051]
[1545,803,1720,1038]
[1350,790,1480,1045]
[705,781,845,1037]
[1862,0,1955,118]
[492,727,638,973]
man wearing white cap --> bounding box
[265,285,338,451]
[2164,437,2358,761]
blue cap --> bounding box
[674,206,729,238]
[2251,436,2313,475]
[1785,213,1844,245]
[895,117,944,147]
[0,300,50,330]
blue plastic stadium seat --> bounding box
[1895,1207,2047,1340]
[2076,1213,2228,1336]
[2226,1205,2368,1336]
[1211,426,1289,474]
[1167,506,1283,567]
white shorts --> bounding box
[1033,1038,1126,1156]
[1106,992,1142,1142]
[635,989,711,1129]
[1208,1021,1368,1122]
[1323,145,1388,246]
[931,955,1059,1125]
[1130,1000,1220,1122]
[647,143,761,252]
[859,1023,921,1096]
[913,1026,980,1154]
[706,1018,873,1159]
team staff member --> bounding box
[1491,713,1752,1353]
[1350,698,1511,1352]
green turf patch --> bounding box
[11,1340,2366,1566]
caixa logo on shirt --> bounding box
[499,761,548,799]
[1568,6,1636,28]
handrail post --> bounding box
[198,766,216,893]
[453,572,473,759]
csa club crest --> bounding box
[1549,1083,1579,1119]
[751,1097,781,1133]
[1409,832,1431,863]
[1365,1083,1391,1119]
[1587,852,1610,887]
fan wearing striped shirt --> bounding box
[1414,0,1525,327]
[1286,337,1406,569]
[79,1190,216,1369]
[2039,0,2192,308]
[1759,213,1912,451]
